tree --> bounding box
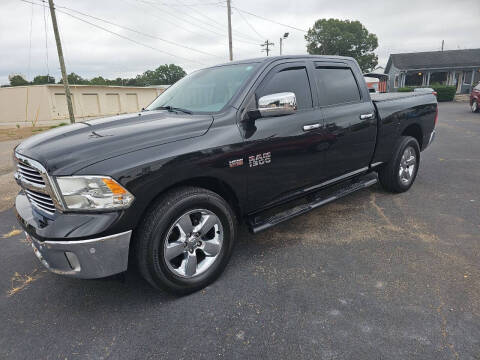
[90,76,107,85]
[135,64,186,86]
[33,75,55,84]
[9,75,29,86]
[305,19,378,72]
[58,72,88,85]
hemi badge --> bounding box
[228,159,244,168]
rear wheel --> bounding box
[472,100,479,113]
[378,136,420,193]
[135,186,236,294]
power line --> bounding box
[233,6,307,33]
[49,2,222,58]
[42,0,50,76]
[19,0,207,66]
[176,0,261,43]
[234,7,264,41]
[135,0,259,45]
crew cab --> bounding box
[14,56,437,294]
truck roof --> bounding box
[210,55,356,68]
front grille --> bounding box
[25,189,56,214]
[15,153,57,215]
[16,162,46,187]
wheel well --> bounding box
[144,177,242,222]
[402,124,423,149]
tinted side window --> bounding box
[314,67,361,106]
[257,68,313,109]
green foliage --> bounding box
[397,87,414,92]
[9,75,29,86]
[430,84,456,102]
[33,75,55,84]
[305,18,379,72]
[9,64,186,87]
[134,64,187,86]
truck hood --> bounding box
[15,111,214,175]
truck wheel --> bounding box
[472,100,479,113]
[378,136,420,193]
[135,186,236,294]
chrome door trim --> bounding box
[360,113,374,120]
[303,123,320,131]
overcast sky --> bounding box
[1,0,479,85]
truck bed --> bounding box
[370,92,432,102]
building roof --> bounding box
[385,48,480,73]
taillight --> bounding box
[434,105,438,126]
[433,91,438,96]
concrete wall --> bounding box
[0,84,165,127]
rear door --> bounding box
[240,61,326,211]
[312,62,377,179]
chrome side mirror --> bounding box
[257,92,297,118]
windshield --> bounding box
[146,63,259,113]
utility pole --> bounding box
[48,0,75,123]
[441,40,444,51]
[226,0,233,61]
[279,32,289,55]
[261,40,274,56]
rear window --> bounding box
[314,67,361,106]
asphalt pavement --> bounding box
[0,102,479,359]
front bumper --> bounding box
[27,230,131,279]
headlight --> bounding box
[55,176,134,211]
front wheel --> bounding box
[378,136,420,193]
[135,186,237,294]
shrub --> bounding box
[397,87,414,92]
[430,84,456,102]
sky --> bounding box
[1,0,479,85]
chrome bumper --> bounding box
[27,231,132,279]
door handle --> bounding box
[360,113,374,120]
[303,123,320,131]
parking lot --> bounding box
[0,101,478,359]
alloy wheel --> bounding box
[163,209,223,278]
[398,146,417,186]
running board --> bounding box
[247,173,378,234]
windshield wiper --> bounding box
[156,106,192,114]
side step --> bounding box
[247,173,378,234]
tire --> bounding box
[472,100,479,113]
[378,136,420,193]
[134,186,237,294]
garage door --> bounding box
[126,93,139,113]
[105,93,121,114]
[82,93,100,116]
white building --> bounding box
[0,84,167,127]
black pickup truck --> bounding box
[14,55,437,293]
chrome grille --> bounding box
[25,189,56,214]
[16,162,46,187]
[14,153,58,215]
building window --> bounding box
[463,71,472,85]
[405,72,423,87]
[394,74,399,88]
[429,72,448,85]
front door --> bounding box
[240,61,326,211]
